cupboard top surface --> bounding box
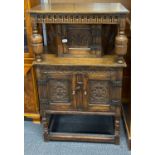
[29,3,129,14]
[33,54,126,67]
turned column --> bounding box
[31,19,43,62]
[115,18,128,64]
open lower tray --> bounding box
[48,114,115,135]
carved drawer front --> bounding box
[38,73,76,111]
[83,73,122,112]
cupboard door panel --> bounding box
[48,78,72,104]
[83,72,122,112]
[89,80,110,104]
[38,73,77,111]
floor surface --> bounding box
[24,120,131,155]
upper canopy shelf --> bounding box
[29,3,129,25]
[29,3,129,14]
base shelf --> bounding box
[50,114,114,135]
[44,114,118,143]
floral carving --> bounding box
[89,81,110,104]
[48,79,71,103]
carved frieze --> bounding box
[31,13,125,24]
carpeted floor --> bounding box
[24,119,131,155]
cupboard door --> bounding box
[83,73,122,112]
[38,73,76,111]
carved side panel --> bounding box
[48,79,71,103]
[89,80,110,104]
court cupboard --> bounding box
[24,0,130,145]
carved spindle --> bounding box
[31,20,43,62]
[115,18,128,64]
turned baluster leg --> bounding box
[31,19,43,62]
[115,18,128,64]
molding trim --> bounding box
[31,13,126,24]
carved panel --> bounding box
[48,79,71,103]
[67,25,92,48]
[89,80,110,104]
[31,14,123,24]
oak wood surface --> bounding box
[49,0,130,11]
[33,54,126,67]
[26,1,130,145]
[48,132,115,143]
[36,58,123,144]
[29,3,129,14]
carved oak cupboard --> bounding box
[29,2,129,144]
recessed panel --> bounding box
[89,80,110,104]
[48,79,71,103]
